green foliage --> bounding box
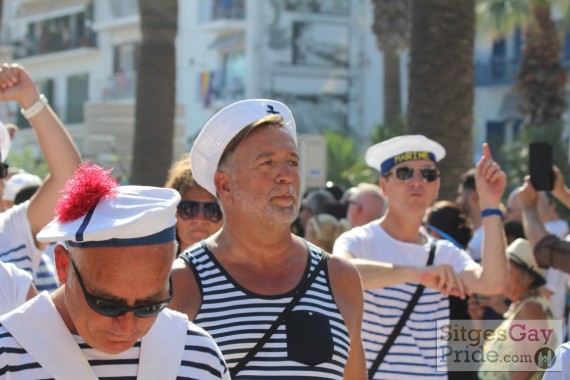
[324,118,406,188]
[6,147,49,178]
[501,122,570,194]
[370,116,406,143]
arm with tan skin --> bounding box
[551,165,570,209]
[170,257,202,320]
[458,143,507,295]
[333,251,469,298]
[510,301,551,380]
[0,64,81,250]
[327,255,366,380]
[520,177,570,273]
[25,283,38,301]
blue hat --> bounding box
[365,135,446,175]
[37,186,180,248]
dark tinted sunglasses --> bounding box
[177,200,223,223]
[0,163,9,179]
[70,257,173,318]
[385,166,440,182]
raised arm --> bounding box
[459,143,507,295]
[0,64,82,249]
[520,176,570,274]
[551,165,570,209]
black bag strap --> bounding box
[367,242,437,379]
[230,251,330,378]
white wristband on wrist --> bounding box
[20,94,48,119]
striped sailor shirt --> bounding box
[0,318,229,379]
[333,222,478,379]
[180,242,350,379]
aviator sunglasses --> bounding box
[177,200,223,223]
[384,166,440,182]
[70,257,173,318]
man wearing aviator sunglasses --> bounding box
[334,135,508,379]
[0,164,229,379]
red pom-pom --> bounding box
[56,163,119,223]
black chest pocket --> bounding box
[286,310,334,366]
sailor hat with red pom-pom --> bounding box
[37,163,180,247]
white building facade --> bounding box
[0,0,385,187]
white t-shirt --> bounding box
[542,341,570,380]
[0,261,32,315]
[333,222,478,379]
[467,225,483,262]
[0,201,43,275]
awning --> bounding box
[209,33,244,51]
[498,93,522,121]
[16,0,90,23]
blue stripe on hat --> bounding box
[75,207,97,242]
[67,226,176,248]
[380,151,436,175]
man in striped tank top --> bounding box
[171,99,367,379]
[333,135,508,379]
[0,164,229,379]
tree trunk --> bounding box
[407,0,475,201]
[131,0,178,186]
[383,48,401,126]
[517,4,567,127]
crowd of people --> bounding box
[0,62,569,379]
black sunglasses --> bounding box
[69,257,173,318]
[177,200,223,223]
[0,163,9,179]
[384,166,440,182]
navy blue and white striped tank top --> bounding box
[180,242,350,379]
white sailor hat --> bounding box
[37,163,180,248]
[365,135,446,175]
[191,99,297,196]
[3,172,42,201]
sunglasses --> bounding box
[177,200,223,223]
[69,257,173,318]
[384,166,440,182]
[0,163,9,179]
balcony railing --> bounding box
[475,57,519,86]
[14,32,96,59]
[101,71,137,101]
[199,0,245,23]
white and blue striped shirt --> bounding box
[334,222,478,379]
[181,242,350,379]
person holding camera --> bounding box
[520,166,570,274]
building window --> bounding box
[66,74,89,124]
[113,43,140,73]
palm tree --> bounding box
[370,0,410,127]
[407,0,475,201]
[130,0,178,186]
[477,0,569,190]
[477,0,567,128]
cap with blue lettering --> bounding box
[365,135,446,175]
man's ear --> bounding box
[379,177,387,195]
[214,171,232,203]
[54,244,71,284]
